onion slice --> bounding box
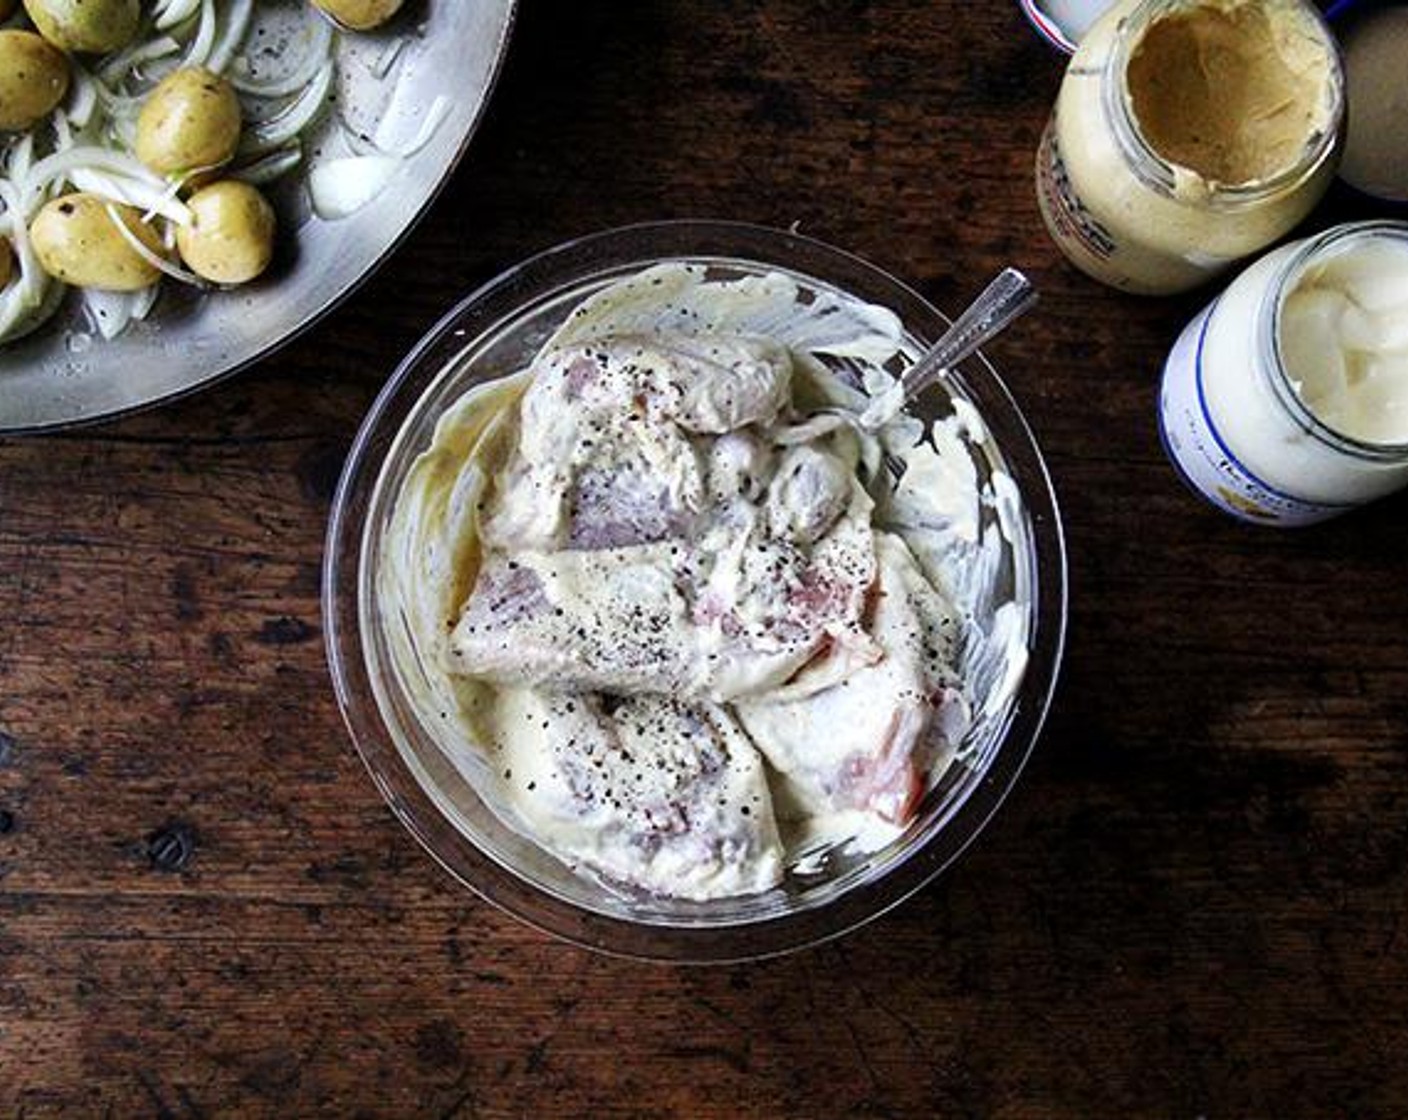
[231,10,332,99]
[103,203,206,289]
[66,71,101,130]
[182,0,218,69]
[239,63,334,156]
[81,283,160,340]
[154,0,202,31]
[5,131,35,182]
[0,180,61,343]
[21,147,193,223]
[398,95,451,158]
[232,147,303,186]
[68,166,192,225]
[207,0,255,75]
[308,91,451,220]
[308,154,400,219]
[99,35,180,86]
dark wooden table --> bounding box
[4,2,1406,1115]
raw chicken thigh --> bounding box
[490,689,784,900]
[736,533,968,826]
[389,264,984,901]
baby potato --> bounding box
[0,30,69,131]
[135,67,242,178]
[31,193,165,291]
[311,0,405,32]
[175,180,275,285]
[22,0,138,54]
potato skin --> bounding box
[135,67,242,178]
[0,239,14,289]
[175,181,276,285]
[311,0,405,32]
[31,193,165,291]
[22,0,139,54]
[0,30,69,131]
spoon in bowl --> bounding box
[861,267,1037,428]
[781,267,1038,453]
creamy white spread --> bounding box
[384,264,1028,901]
[1280,234,1408,446]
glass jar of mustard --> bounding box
[1036,0,1344,295]
[1159,221,1408,526]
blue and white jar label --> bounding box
[1158,305,1348,527]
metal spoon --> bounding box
[783,267,1038,450]
[861,267,1037,429]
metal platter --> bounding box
[0,0,516,433]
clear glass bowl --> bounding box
[323,221,1067,962]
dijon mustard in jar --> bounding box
[1036,0,1343,295]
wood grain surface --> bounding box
[3,1,1407,1116]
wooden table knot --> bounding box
[145,822,196,872]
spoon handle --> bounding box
[899,267,1038,402]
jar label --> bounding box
[1036,116,1118,265]
[1159,304,1351,526]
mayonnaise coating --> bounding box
[1281,235,1408,446]
[384,264,1028,901]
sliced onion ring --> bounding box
[103,202,208,289]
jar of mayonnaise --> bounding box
[1036,0,1344,295]
[1159,221,1408,525]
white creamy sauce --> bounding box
[1159,222,1408,524]
[1280,236,1408,446]
[490,689,784,900]
[384,264,1030,901]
